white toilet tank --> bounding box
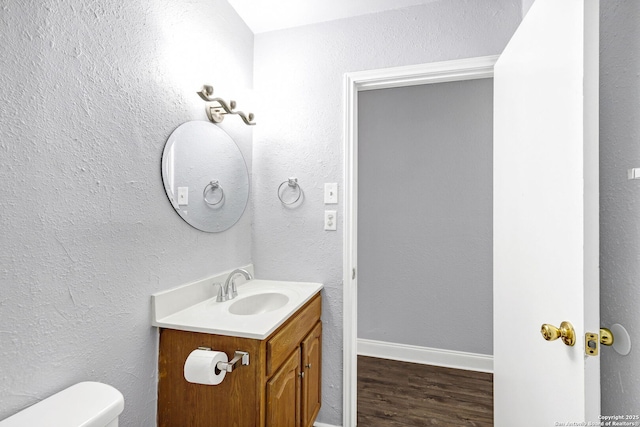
[0,382,124,427]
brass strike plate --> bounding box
[585,332,598,356]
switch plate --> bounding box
[178,187,189,206]
[324,183,338,204]
[324,210,337,231]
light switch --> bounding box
[178,187,189,206]
[324,183,338,204]
[628,168,640,180]
[324,210,337,231]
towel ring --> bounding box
[278,177,302,205]
[203,180,225,205]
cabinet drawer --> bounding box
[267,294,321,376]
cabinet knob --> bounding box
[298,371,305,378]
[305,363,312,369]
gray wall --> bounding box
[600,0,640,417]
[252,1,521,424]
[357,79,493,355]
[0,0,253,424]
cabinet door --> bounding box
[266,347,301,427]
[301,321,322,427]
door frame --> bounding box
[342,55,498,427]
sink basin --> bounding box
[152,278,323,339]
[228,292,290,315]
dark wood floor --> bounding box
[357,356,493,426]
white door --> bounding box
[494,0,599,425]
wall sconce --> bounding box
[197,84,255,126]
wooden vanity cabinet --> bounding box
[157,293,321,427]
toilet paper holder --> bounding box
[198,347,250,373]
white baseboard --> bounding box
[314,423,341,427]
[357,338,493,373]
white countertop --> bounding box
[152,278,323,340]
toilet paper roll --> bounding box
[184,349,228,385]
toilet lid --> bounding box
[0,382,124,427]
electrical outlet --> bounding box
[324,210,337,231]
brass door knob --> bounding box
[541,321,576,346]
[600,328,614,346]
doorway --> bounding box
[342,56,498,426]
[357,77,493,359]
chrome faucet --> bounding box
[217,268,253,302]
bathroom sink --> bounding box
[152,278,323,339]
[228,292,290,315]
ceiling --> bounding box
[227,0,440,34]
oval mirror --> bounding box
[161,121,249,232]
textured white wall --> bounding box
[600,0,640,417]
[0,0,253,424]
[252,1,521,423]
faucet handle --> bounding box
[215,282,227,302]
